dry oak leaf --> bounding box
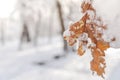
[96,40,110,51]
[78,44,85,56]
[81,2,95,13]
[91,59,105,76]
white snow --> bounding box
[0,40,120,80]
[0,0,120,80]
[93,0,120,48]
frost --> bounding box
[78,33,88,41]
[63,29,71,37]
[63,0,110,78]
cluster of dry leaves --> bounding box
[64,0,110,78]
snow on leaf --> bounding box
[63,0,110,78]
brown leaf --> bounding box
[77,44,85,56]
[63,0,110,78]
[97,40,110,51]
[81,1,95,13]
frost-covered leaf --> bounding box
[63,0,110,78]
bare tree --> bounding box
[48,13,53,42]
[19,1,32,48]
[33,12,41,46]
[21,23,31,43]
[56,0,68,51]
[0,21,5,44]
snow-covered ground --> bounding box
[0,39,120,80]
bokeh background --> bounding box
[0,0,120,80]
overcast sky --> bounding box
[0,0,17,18]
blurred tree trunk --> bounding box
[33,12,41,46]
[34,22,40,46]
[0,22,4,44]
[48,16,52,41]
[19,1,31,49]
[56,0,68,51]
[21,23,31,43]
[48,12,54,42]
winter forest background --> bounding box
[0,0,120,80]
